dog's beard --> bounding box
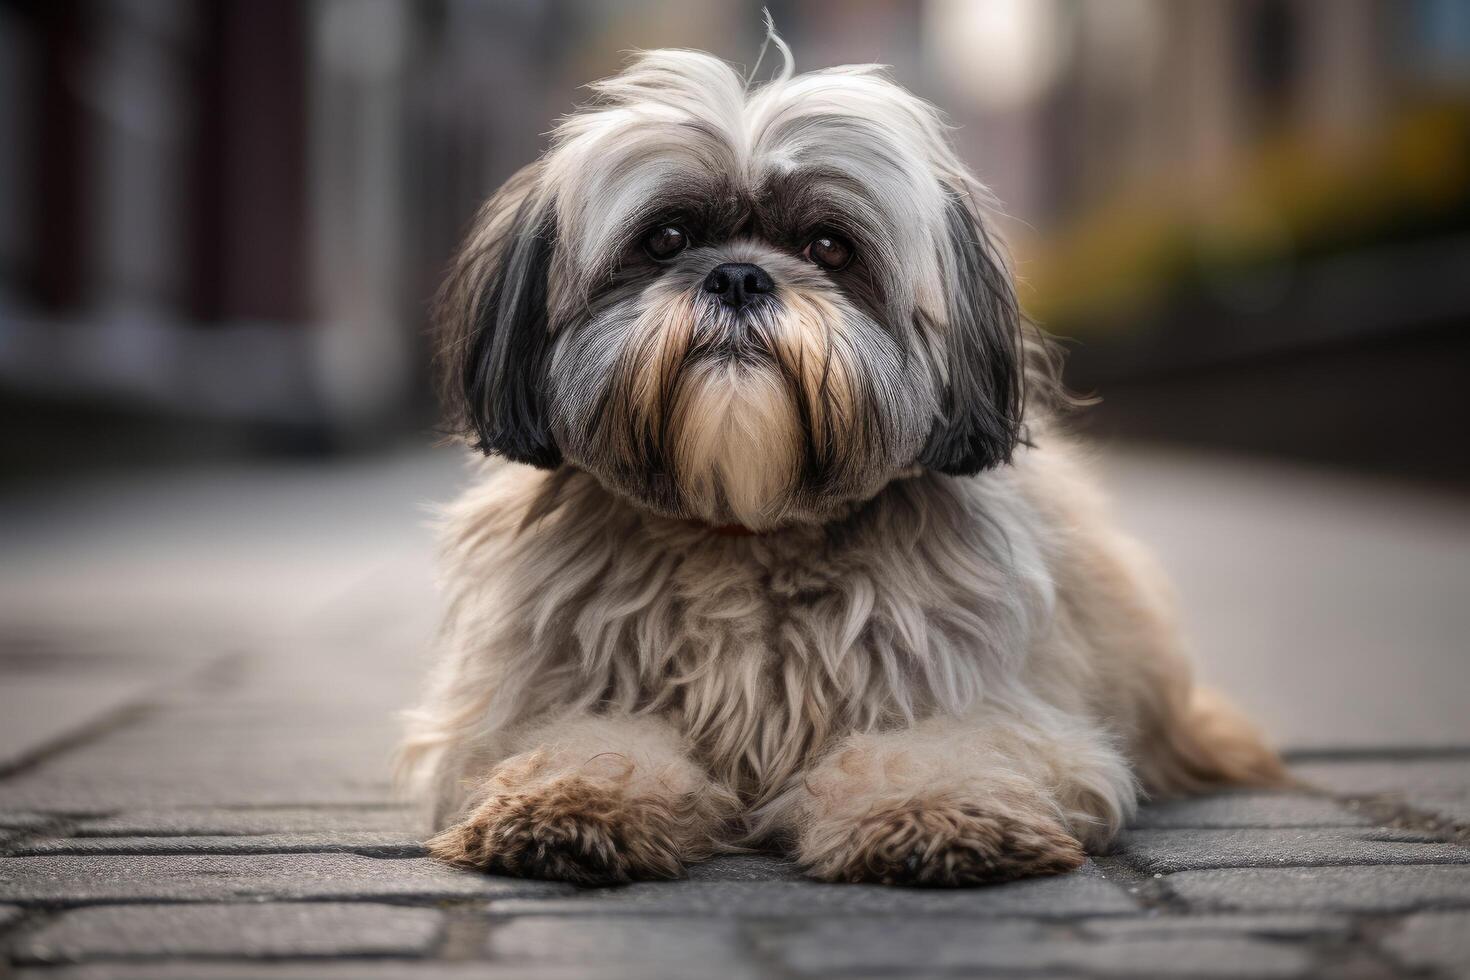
[671,360,800,529]
[552,275,929,529]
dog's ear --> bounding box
[918,187,1024,476]
[436,163,561,468]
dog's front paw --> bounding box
[800,797,1085,886]
[428,775,717,884]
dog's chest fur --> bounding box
[456,468,1049,806]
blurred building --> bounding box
[2,0,1467,482]
[0,1,514,468]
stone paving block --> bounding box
[1379,909,1470,979]
[0,642,173,774]
[1116,827,1470,872]
[753,917,1317,978]
[0,813,59,831]
[1019,936,1317,979]
[488,917,762,979]
[1292,757,1470,825]
[75,805,422,837]
[0,853,568,905]
[684,855,804,882]
[12,902,443,964]
[1165,864,1470,913]
[856,975,1087,980]
[1130,792,1372,830]
[13,964,618,980]
[492,862,1136,918]
[754,918,1040,974]
[11,832,425,858]
[0,702,397,812]
[1077,913,1350,940]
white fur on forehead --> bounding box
[584,48,750,133]
[541,45,974,318]
[744,66,961,316]
[541,49,747,303]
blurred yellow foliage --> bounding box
[1019,100,1470,332]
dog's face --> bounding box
[440,44,1025,530]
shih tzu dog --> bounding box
[401,34,1283,886]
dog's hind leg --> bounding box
[1017,439,1288,800]
[427,711,738,884]
[1129,683,1291,798]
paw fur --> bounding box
[801,798,1085,886]
[428,774,723,884]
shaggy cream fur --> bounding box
[402,435,1283,884]
[401,35,1284,886]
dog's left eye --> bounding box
[803,233,853,271]
[643,226,688,261]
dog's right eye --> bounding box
[643,226,688,261]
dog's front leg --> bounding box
[427,712,736,884]
[782,706,1135,886]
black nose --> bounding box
[703,262,774,310]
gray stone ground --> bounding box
[1,445,1468,979]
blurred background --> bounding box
[1,0,1468,763]
[4,0,1469,479]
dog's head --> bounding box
[438,38,1029,530]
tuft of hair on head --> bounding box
[747,9,794,88]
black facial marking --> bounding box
[918,195,1023,476]
[459,195,562,468]
[752,167,895,325]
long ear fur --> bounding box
[919,186,1026,476]
[436,163,561,468]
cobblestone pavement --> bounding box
[2,446,1468,979]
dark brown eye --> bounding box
[803,233,853,270]
[643,225,688,261]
